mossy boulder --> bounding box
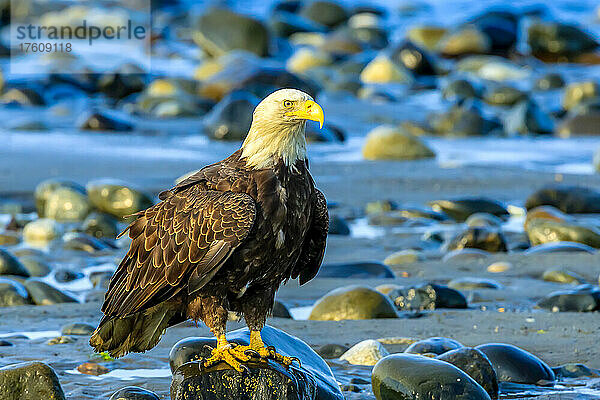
[442,79,481,102]
[542,269,585,285]
[428,198,508,222]
[0,230,19,246]
[170,326,344,400]
[484,86,526,106]
[0,248,29,277]
[427,101,500,137]
[360,56,412,84]
[287,48,332,73]
[317,262,395,279]
[505,100,554,135]
[61,322,95,336]
[0,362,66,400]
[19,256,52,277]
[562,81,599,111]
[0,278,32,306]
[23,219,62,244]
[194,8,269,57]
[537,285,600,312]
[525,185,600,214]
[476,343,555,384]
[203,90,260,141]
[24,278,78,305]
[299,1,348,28]
[407,26,448,50]
[34,179,86,218]
[448,277,502,290]
[528,22,598,61]
[447,227,507,253]
[405,337,463,355]
[340,339,389,366]
[526,220,600,248]
[371,354,491,400]
[437,28,491,57]
[44,187,91,222]
[362,126,435,161]
[109,386,160,400]
[82,212,119,239]
[436,347,499,400]
[79,112,134,132]
[391,40,438,76]
[309,285,398,320]
[534,73,565,91]
[524,206,568,230]
[556,110,600,137]
[87,179,153,220]
[389,283,468,311]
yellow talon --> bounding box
[203,335,251,373]
[248,330,300,368]
[203,332,301,372]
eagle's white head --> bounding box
[241,88,324,170]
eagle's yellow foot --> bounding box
[203,335,251,373]
[246,330,300,368]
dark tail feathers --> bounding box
[90,303,184,358]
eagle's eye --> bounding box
[283,100,294,108]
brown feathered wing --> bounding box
[291,188,329,285]
[90,188,255,357]
[103,188,256,317]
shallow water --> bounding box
[0,330,61,339]
[289,305,313,320]
[43,263,116,296]
[66,367,172,380]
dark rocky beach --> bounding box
[2,0,600,399]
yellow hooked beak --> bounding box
[286,100,324,129]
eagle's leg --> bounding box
[197,296,251,373]
[241,287,299,368]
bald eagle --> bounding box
[90,89,328,372]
